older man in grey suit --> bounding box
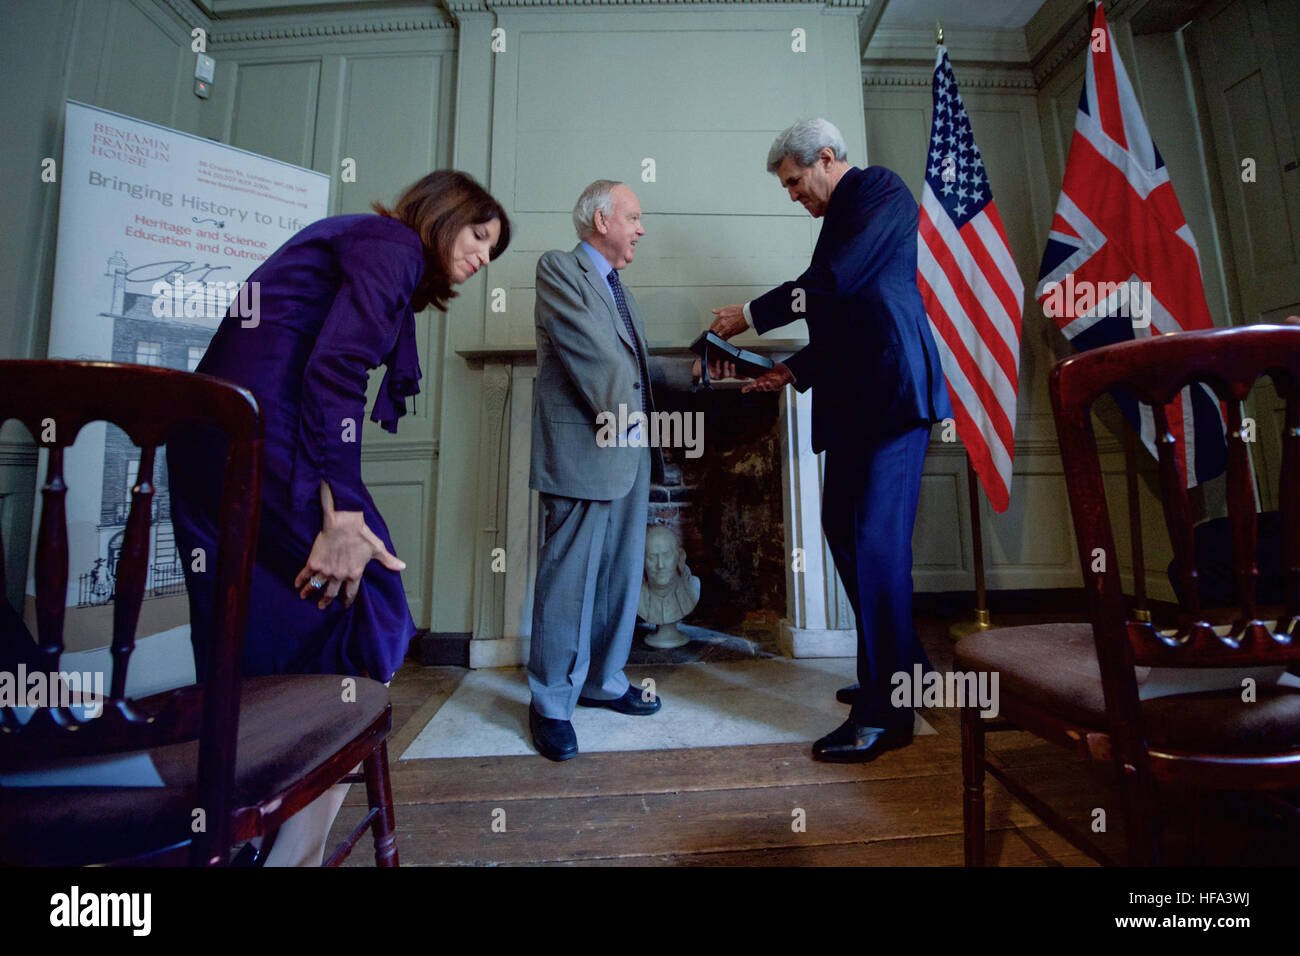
[527,180,715,761]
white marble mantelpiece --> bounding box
[458,342,858,668]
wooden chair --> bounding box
[0,360,398,866]
[957,325,1300,866]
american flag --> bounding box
[1035,2,1226,488]
[917,44,1024,514]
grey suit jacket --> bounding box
[529,243,694,500]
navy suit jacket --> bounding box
[749,165,952,452]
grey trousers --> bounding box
[528,448,650,719]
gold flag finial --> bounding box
[936,20,943,44]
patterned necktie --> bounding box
[607,269,648,414]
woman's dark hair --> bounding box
[373,170,511,312]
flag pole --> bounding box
[935,18,991,642]
[930,20,1008,642]
[949,452,993,640]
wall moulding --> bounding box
[461,0,870,7]
[1030,14,1090,87]
[861,25,1037,92]
[363,440,440,463]
[861,67,1038,91]
[158,0,210,31]
[210,17,455,45]
[864,25,1031,65]
[1027,0,1147,88]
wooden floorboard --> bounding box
[349,738,958,807]
[335,767,1098,866]
[328,614,1297,867]
[508,828,1101,867]
[331,616,1112,867]
[383,666,464,759]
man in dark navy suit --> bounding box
[711,118,952,762]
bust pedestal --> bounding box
[644,621,690,649]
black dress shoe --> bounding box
[577,685,662,716]
[529,704,578,761]
[811,718,913,763]
[835,683,860,704]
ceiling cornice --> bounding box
[862,64,1037,91]
[857,0,889,58]
[158,0,211,30]
[1027,0,1148,87]
[864,24,1030,65]
[445,0,870,7]
[209,10,457,43]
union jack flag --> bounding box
[918,44,1024,514]
[1035,1,1226,487]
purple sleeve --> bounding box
[293,232,424,513]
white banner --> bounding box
[29,100,329,634]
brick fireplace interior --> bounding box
[644,386,786,652]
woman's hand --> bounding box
[294,482,407,609]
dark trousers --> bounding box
[821,424,934,728]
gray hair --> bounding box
[766,118,847,173]
[573,179,623,240]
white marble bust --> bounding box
[638,524,700,648]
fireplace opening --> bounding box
[635,386,786,659]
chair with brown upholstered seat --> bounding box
[0,360,398,866]
[957,325,1300,866]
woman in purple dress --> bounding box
[168,170,510,684]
